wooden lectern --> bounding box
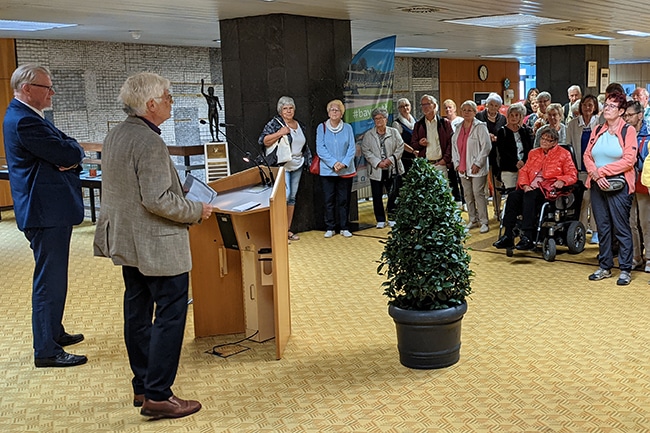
[188,166,291,359]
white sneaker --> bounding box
[479,224,489,233]
[466,221,479,230]
[324,230,334,238]
[341,230,353,238]
[376,222,385,229]
[388,220,396,227]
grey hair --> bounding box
[460,100,478,113]
[118,72,170,117]
[397,98,411,108]
[371,107,389,119]
[11,63,51,92]
[536,91,552,102]
[507,103,527,117]
[276,96,295,114]
[540,126,560,142]
[421,94,437,106]
[570,99,581,115]
[567,85,582,95]
[485,92,503,106]
[546,103,564,121]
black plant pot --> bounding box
[388,303,467,369]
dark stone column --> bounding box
[536,45,609,105]
[219,14,352,233]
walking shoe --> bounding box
[493,235,514,249]
[589,232,599,244]
[515,236,535,250]
[388,220,396,227]
[645,260,650,273]
[341,230,353,238]
[632,257,644,270]
[466,221,479,230]
[324,230,334,238]
[617,271,631,286]
[588,268,612,281]
[479,224,489,233]
[376,222,385,229]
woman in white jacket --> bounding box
[452,100,492,233]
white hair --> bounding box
[118,72,170,116]
[485,92,503,106]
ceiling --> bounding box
[2,0,650,64]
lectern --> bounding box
[188,166,291,359]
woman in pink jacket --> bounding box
[583,91,638,285]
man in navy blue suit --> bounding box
[3,63,87,368]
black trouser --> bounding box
[321,176,353,231]
[122,266,189,401]
[370,170,401,223]
[502,188,545,239]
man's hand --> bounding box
[58,163,79,172]
[201,203,213,220]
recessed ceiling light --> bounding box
[574,33,614,40]
[399,6,442,14]
[445,13,568,28]
[395,47,447,54]
[0,19,77,31]
[617,30,650,37]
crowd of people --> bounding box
[5,61,650,423]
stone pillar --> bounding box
[536,45,609,105]
[219,14,352,233]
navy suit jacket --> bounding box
[3,98,85,231]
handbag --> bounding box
[265,134,292,166]
[309,154,320,175]
[601,174,626,192]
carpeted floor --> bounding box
[1,200,650,433]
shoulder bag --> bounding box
[265,118,292,166]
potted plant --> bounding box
[377,157,473,369]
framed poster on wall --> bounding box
[600,68,610,94]
[587,61,598,87]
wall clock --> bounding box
[478,64,488,81]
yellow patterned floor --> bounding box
[1,202,650,433]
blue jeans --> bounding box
[285,168,303,206]
[590,184,633,271]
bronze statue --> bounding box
[201,79,223,142]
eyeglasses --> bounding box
[623,111,641,118]
[603,103,619,110]
[540,137,558,143]
[420,102,433,107]
[155,93,173,102]
[29,83,55,92]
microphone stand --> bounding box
[220,122,275,186]
[215,124,271,187]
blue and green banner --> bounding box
[343,35,396,190]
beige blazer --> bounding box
[93,116,203,276]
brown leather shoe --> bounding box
[140,395,201,419]
[133,394,144,407]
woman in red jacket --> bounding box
[583,91,638,285]
[493,127,577,250]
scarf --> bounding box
[326,119,344,134]
[397,113,415,130]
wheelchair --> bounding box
[498,180,587,261]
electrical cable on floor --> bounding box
[205,330,259,358]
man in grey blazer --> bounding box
[93,72,212,420]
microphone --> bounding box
[220,122,275,185]
[217,125,271,187]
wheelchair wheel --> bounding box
[566,221,586,254]
[542,237,556,262]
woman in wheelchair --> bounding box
[493,128,578,250]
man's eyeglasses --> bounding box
[420,102,433,107]
[29,83,55,92]
[155,94,173,102]
[623,111,641,119]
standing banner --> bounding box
[343,35,396,192]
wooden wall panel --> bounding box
[439,59,520,108]
[0,39,17,207]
